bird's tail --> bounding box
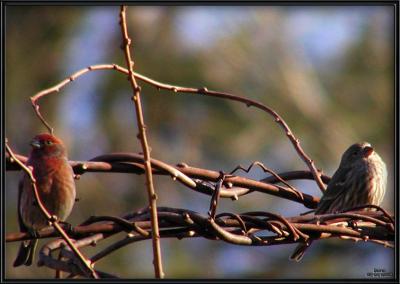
[13,239,38,267]
[289,241,312,262]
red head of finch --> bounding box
[290,142,387,261]
[13,134,76,267]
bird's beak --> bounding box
[30,139,41,149]
[363,146,374,157]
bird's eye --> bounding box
[352,151,358,156]
[45,140,53,145]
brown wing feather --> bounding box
[315,166,349,214]
[17,176,29,232]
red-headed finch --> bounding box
[290,142,387,261]
[13,134,76,267]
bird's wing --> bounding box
[17,176,28,232]
[316,167,349,213]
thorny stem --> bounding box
[30,63,326,194]
[5,141,99,279]
[119,6,164,279]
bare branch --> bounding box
[28,62,326,193]
[118,6,163,278]
[6,151,322,208]
[6,206,390,277]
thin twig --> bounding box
[230,161,304,201]
[208,172,225,219]
[119,6,163,278]
[82,215,150,237]
[343,205,395,224]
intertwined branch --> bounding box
[6,151,322,209]
[6,150,394,278]
[6,204,394,278]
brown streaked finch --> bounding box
[290,142,387,262]
[13,134,76,267]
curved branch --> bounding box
[6,151,322,208]
[29,63,326,193]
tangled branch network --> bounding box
[6,5,394,279]
[6,151,394,278]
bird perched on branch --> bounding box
[290,142,387,262]
[13,134,76,267]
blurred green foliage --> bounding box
[5,5,394,279]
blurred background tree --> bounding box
[5,5,394,279]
